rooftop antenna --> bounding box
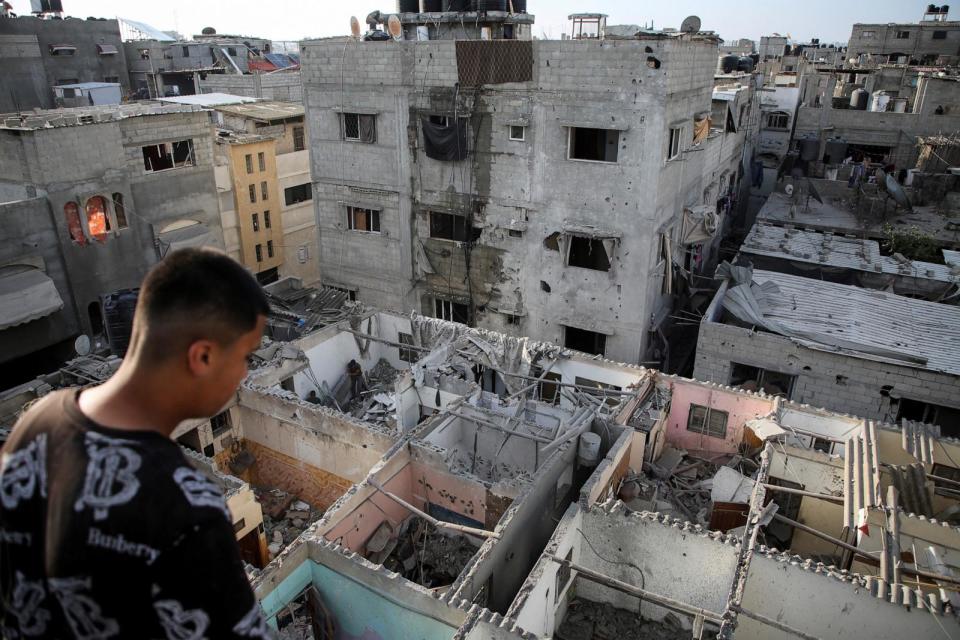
[680,15,701,34]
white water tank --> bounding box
[417,25,429,40]
[870,91,891,112]
[578,432,601,467]
[891,98,908,113]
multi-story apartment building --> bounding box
[847,7,960,67]
[301,10,751,366]
[0,102,224,378]
[0,14,129,112]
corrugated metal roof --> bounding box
[724,269,960,376]
[212,101,304,122]
[741,223,960,284]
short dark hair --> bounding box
[133,248,269,362]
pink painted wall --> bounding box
[322,462,490,553]
[664,381,774,455]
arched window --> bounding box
[112,193,128,229]
[64,202,87,245]
[85,196,111,241]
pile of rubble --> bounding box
[366,516,481,590]
[619,446,759,531]
[556,599,690,640]
[253,487,322,558]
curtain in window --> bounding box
[85,196,110,241]
[359,115,376,143]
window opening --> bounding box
[668,126,683,160]
[568,127,619,162]
[64,202,87,245]
[85,196,110,241]
[252,213,259,232]
[347,206,381,233]
[248,184,257,203]
[267,240,274,258]
[567,236,611,271]
[434,298,470,324]
[429,211,478,242]
[245,154,253,174]
[398,332,418,363]
[255,244,263,262]
[729,362,796,397]
[509,125,525,141]
[258,152,266,172]
[264,211,271,229]
[293,126,305,151]
[341,113,376,143]
[563,326,606,356]
[284,183,312,205]
[686,404,728,439]
[111,193,128,229]
[261,181,268,201]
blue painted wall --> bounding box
[260,560,457,640]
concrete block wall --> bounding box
[301,35,728,364]
[694,320,960,424]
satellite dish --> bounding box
[784,183,795,197]
[387,14,402,40]
[75,334,91,356]
[350,16,361,39]
[806,178,823,204]
[680,15,701,33]
[885,174,913,211]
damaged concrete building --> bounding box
[6,294,960,637]
[0,102,226,385]
[301,8,754,367]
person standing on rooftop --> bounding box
[0,248,274,639]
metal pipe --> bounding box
[731,605,822,640]
[843,437,854,530]
[761,483,843,504]
[442,408,553,444]
[887,485,902,585]
[340,328,432,353]
[368,479,498,539]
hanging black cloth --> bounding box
[421,117,468,161]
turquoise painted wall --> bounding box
[260,560,457,640]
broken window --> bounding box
[64,201,87,245]
[564,326,606,357]
[534,369,562,405]
[264,211,271,229]
[261,181,268,201]
[341,112,376,143]
[248,184,257,204]
[267,240,274,258]
[896,398,960,437]
[49,45,76,56]
[568,127,619,163]
[667,126,683,160]
[895,30,910,39]
[812,437,833,454]
[245,154,253,174]
[567,235,611,271]
[211,411,231,437]
[111,193,128,229]
[142,140,193,172]
[252,213,259,232]
[860,30,875,38]
[434,298,470,324]
[508,229,523,238]
[729,362,796,398]
[543,232,560,251]
[293,125,305,151]
[85,196,110,241]
[429,211,478,242]
[258,152,266,172]
[933,30,948,40]
[255,244,263,262]
[931,463,960,495]
[765,111,789,129]
[509,125,525,141]
[284,183,312,205]
[347,206,381,233]
[328,285,357,301]
[398,332,418,363]
[686,404,728,439]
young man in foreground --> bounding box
[0,248,273,639]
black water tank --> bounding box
[423,0,443,11]
[721,54,739,74]
[444,0,471,10]
[398,0,419,12]
[102,288,139,357]
[737,56,754,73]
[512,0,527,11]
[799,137,819,162]
[477,0,507,11]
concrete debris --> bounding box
[707,466,757,504]
[556,599,689,640]
[375,516,481,588]
[254,487,321,559]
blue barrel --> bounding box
[102,288,139,357]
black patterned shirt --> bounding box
[0,389,272,639]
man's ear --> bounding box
[186,340,216,376]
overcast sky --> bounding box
[9,0,934,44]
